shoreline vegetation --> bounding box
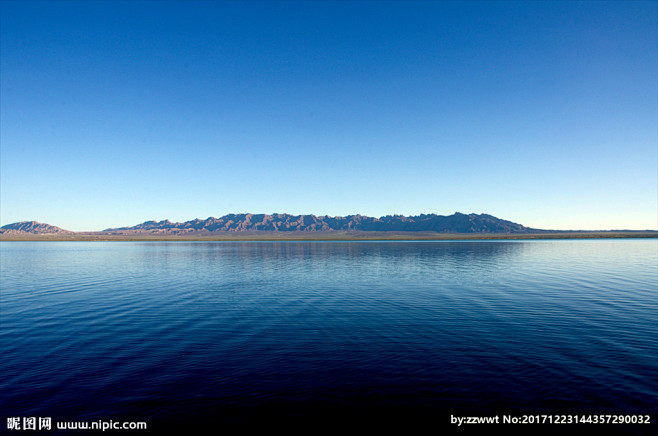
[1,231,656,241]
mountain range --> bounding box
[1,213,537,235]
[105,212,536,234]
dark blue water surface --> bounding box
[1,240,656,433]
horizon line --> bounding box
[2,211,657,234]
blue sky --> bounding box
[1,1,656,231]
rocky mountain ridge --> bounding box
[104,212,536,234]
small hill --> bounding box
[0,221,73,234]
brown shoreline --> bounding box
[1,231,656,241]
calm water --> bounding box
[1,240,656,432]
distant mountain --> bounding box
[105,213,539,234]
[0,221,72,234]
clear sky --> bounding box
[1,1,656,231]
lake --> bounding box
[1,240,656,433]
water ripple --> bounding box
[1,240,656,430]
